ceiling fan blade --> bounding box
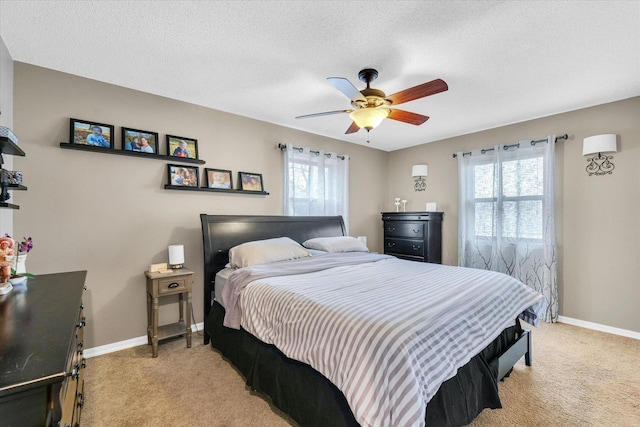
[327,77,367,102]
[345,121,360,134]
[386,79,448,106]
[387,109,430,125]
[295,110,350,119]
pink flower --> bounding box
[3,234,33,253]
[19,237,33,253]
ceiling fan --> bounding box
[295,68,448,136]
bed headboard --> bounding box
[200,214,347,341]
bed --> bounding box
[201,214,541,427]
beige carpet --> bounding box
[82,321,640,426]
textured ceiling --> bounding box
[1,1,638,151]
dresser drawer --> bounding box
[383,222,424,238]
[157,277,188,295]
[384,238,425,257]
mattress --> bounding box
[215,267,235,307]
[215,249,328,308]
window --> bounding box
[457,137,558,323]
[473,153,544,240]
[283,144,349,229]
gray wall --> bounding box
[386,97,640,333]
[6,59,639,349]
[11,63,388,348]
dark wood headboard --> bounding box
[199,214,347,342]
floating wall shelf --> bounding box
[164,185,269,195]
[60,142,206,165]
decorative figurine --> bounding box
[395,198,401,212]
[0,236,15,284]
[402,200,407,212]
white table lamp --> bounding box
[168,245,185,269]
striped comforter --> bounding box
[222,253,544,427]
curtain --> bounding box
[283,143,350,231]
[457,136,557,322]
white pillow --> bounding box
[302,236,369,253]
[228,237,311,268]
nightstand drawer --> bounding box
[384,222,424,238]
[384,238,425,257]
[158,277,188,295]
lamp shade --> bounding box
[349,108,390,130]
[583,134,617,156]
[412,164,429,177]
[168,245,185,266]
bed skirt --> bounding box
[205,300,521,427]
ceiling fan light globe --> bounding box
[349,108,390,130]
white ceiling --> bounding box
[1,1,638,152]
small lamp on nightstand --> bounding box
[168,244,185,269]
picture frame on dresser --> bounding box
[69,118,114,149]
[167,135,198,159]
[121,127,159,155]
[205,168,233,189]
[239,171,264,192]
[168,164,199,187]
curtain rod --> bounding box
[278,143,346,160]
[452,134,568,158]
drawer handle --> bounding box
[387,227,396,232]
[412,245,422,251]
[412,228,420,233]
[71,365,80,379]
[168,282,180,289]
[387,242,396,247]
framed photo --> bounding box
[239,171,264,192]
[167,135,198,159]
[205,168,233,189]
[121,127,159,155]
[168,164,199,187]
[69,118,114,148]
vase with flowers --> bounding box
[3,234,34,285]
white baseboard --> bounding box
[85,318,638,358]
[557,316,640,340]
[84,322,204,358]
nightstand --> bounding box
[145,268,193,357]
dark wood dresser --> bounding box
[0,271,87,427]
[381,211,443,263]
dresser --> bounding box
[381,211,443,263]
[0,271,87,427]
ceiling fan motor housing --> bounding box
[352,88,390,109]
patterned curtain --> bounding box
[283,143,350,231]
[457,136,557,322]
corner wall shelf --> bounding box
[1,135,27,209]
[1,136,26,157]
[6,184,27,191]
[164,185,269,195]
[60,143,206,165]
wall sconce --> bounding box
[583,134,617,176]
[412,165,428,191]
[168,245,185,269]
